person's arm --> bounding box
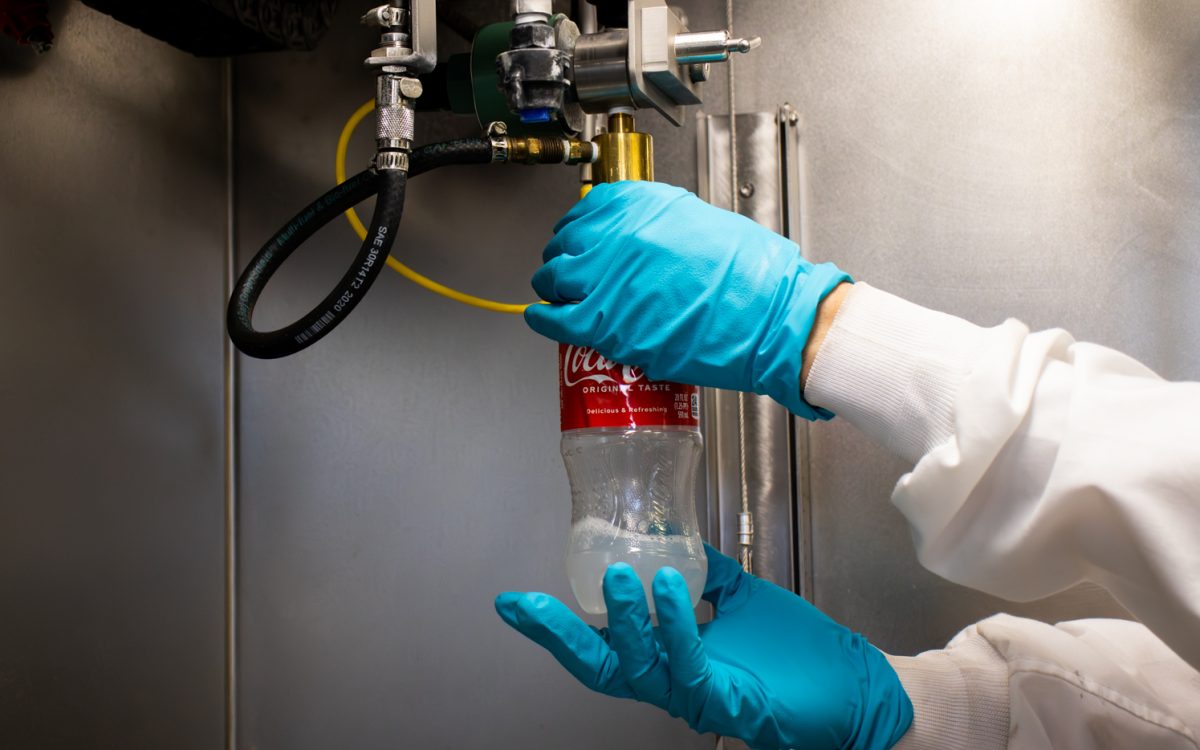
[497,543,914,750]
[525,180,1200,668]
[524,182,1200,747]
[800,281,851,385]
[803,283,1200,671]
[497,543,1200,750]
[889,614,1200,750]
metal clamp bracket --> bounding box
[362,0,438,74]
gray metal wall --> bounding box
[0,3,227,748]
[8,1,1198,748]
[734,0,1200,655]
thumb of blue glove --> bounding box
[525,181,851,420]
[496,544,912,750]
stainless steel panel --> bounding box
[0,3,227,748]
[698,113,798,590]
[232,2,717,747]
[730,0,1200,654]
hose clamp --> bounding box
[487,121,511,163]
[375,151,410,173]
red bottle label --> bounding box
[559,344,701,431]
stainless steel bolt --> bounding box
[739,182,755,199]
[398,77,424,98]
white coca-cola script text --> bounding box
[562,345,645,387]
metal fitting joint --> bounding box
[486,121,598,166]
[737,511,755,546]
[362,2,437,75]
[375,74,421,172]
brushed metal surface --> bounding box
[728,0,1200,654]
[698,113,798,590]
[232,2,717,748]
[6,0,1189,745]
[0,3,226,748]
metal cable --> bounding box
[727,0,753,574]
[737,392,753,573]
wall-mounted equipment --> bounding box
[226,0,758,359]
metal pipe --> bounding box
[574,29,635,114]
[675,30,762,64]
[513,0,552,25]
[725,0,754,574]
[221,57,239,750]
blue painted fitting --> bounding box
[519,107,553,124]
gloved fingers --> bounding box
[494,592,632,698]
[523,302,590,345]
[530,254,595,303]
[543,221,591,264]
[546,181,678,262]
[701,543,753,614]
[545,186,628,263]
[602,563,671,706]
[550,182,620,237]
[652,568,714,692]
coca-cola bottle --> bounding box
[558,343,707,614]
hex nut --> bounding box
[509,22,555,50]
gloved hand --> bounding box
[525,181,851,419]
[495,544,912,750]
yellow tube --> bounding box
[336,99,536,315]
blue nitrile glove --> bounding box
[525,181,851,420]
[495,544,912,750]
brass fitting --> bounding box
[508,136,598,165]
[485,123,598,166]
[593,112,653,183]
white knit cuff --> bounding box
[803,284,990,464]
[887,635,1011,750]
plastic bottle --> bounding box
[558,343,707,614]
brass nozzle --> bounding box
[593,112,653,183]
[608,112,635,134]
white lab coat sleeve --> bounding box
[886,614,1200,750]
[803,283,1200,670]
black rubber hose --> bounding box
[227,169,404,359]
[409,138,492,175]
[227,138,492,359]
